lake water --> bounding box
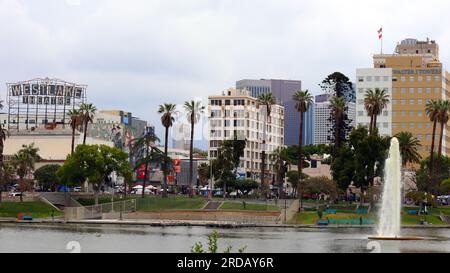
[0,223,449,253]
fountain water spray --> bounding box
[377,137,402,238]
[369,137,424,241]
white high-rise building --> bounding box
[314,96,356,145]
[208,88,285,182]
[355,69,393,137]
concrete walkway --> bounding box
[202,201,223,210]
[2,218,450,229]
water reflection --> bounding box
[0,224,449,253]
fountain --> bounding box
[368,137,424,241]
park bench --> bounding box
[325,209,337,214]
[339,220,349,225]
[317,219,329,226]
[22,215,33,221]
[356,209,369,214]
[408,210,418,215]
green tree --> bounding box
[11,144,41,202]
[320,72,354,149]
[34,164,61,192]
[184,100,205,198]
[158,103,177,198]
[57,145,132,205]
[293,90,314,205]
[257,93,276,195]
[364,88,390,135]
[425,99,440,180]
[304,176,338,200]
[198,162,211,187]
[213,137,246,197]
[0,163,15,206]
[330,145,355,191]
[79,103,97,145]
[68,109,83,155]
[350,126,390,203]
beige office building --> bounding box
[357,38,450,160]
[208,88,285,182]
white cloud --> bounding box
[2,0,450,144]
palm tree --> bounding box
[68,109,82,155]
[330,96,347,153]
[364,88,390,134]
[395,132,422,168]
[293,90,313,205]
[256,93,276,198]
[425,99,440,179]
[79,103,97,145]
[132,133,160,198]
[184,100,205,198]
[270,147,289,198]
[435,100,450,187]
[11,144,41,202]
[158,103,177,198]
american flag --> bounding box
[378,27,383,39]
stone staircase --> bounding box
[203,201,223,210]
[39,192,82,210]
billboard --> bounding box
[6,78,87,131]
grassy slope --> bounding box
[135,197,208,211]
[290,206,450,225]
[0,202,63,219]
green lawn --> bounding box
[289,206,450,225]
[0,202,63,219]
[136,196,208,211]
[77,197,134,206]
[220,202,280,211]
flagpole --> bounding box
[380,26,383,54]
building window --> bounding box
[409,88,414,94]
[418,76,423,82]
[418,99,423,105]
[401,77,406,82]
[418,111,423,117]
[409,76,415,82]
[401,88,406,94]
[426,76,432,82]
[358,77,364,82]
[409,100,415,105]
[426,88,431,94]
[418,88,423,94]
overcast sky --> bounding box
[2,0,450,147]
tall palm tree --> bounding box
[293,90,313,205]
[257,93,276,198]
[330,96,347,153]
[270,147,289,198]
[425,99,440,179]
[158,103,177,198]
[364,88,390,134]
[68,109,82,155]
[395,132,422,168]
[132,134,160,198]
[435,100,450,187]
[12,144,41,202]
[184,100,205,198]
[79,103,97,145]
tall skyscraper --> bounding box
[236,79,312,145]
[314,94,356,145]
[356,38,450,158]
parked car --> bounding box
[73,187,83,192]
